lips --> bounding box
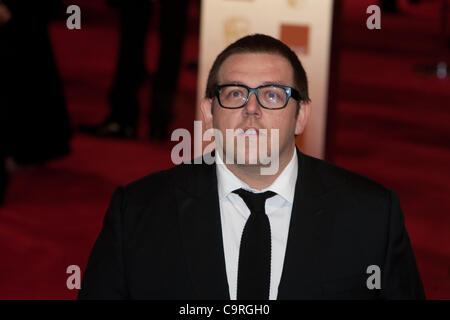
[242,127,259,135]
[237,127,269,136]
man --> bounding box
[79,34,425,299]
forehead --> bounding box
[217,52,294,86]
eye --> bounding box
[224,87,246,100]
[231,90,243,98]
[264,90,281,102]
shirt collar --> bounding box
[215,147,298,204]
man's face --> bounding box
[201,52,310,171]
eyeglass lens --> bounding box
[219,86,288,109]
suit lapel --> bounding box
[174,156,230,299]
[277,150,338,299]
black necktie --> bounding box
[232,188,276,300]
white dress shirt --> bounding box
[215,148,298,300]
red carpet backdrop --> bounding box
[0,0,449,299]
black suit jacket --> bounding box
[78,149,425,299]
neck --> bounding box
[224,147,295,190]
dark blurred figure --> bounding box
[0,0,72,205]
[380,0,423,13]
[79,0,189,141]
[0,150,6,206]
[380,0,399,13]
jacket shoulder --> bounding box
[302,153,390,202]
[121,161,207,204]
[124,162,186,190]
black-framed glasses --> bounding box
[215,84,301,110]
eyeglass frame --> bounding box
[214,83,302,110]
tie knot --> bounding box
[232,188,276,214]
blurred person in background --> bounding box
[0,0,72,206]
[380,0,423,13]
[380,0,400,13]
[79,0,189,141]
[0,0,10,205]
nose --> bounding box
[243,91,262,117]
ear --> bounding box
[294,102,311,135]
[200,97,214,130]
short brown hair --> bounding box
[205,34,311,104]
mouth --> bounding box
[240,127,260,136]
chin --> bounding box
[235,146,269,166]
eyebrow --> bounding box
[220,80,291,86]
